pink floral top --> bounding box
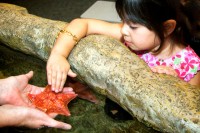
[136,46,200,82]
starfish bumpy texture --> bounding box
[28,85,77,116]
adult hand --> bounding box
[0,104,71,130]
[46,53,76,93]
[0,71,74,130]
[0,71,44,106]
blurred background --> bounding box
[0,0,115,22]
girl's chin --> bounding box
[124,42,143,52]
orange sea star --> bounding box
[27,85,77,116]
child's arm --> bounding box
[151,66,200,86]
[47,18,123,92]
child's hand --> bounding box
[151,66,178,77]
[46,54,76,93]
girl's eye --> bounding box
[129,26,137,29]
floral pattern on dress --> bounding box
[137,46,200,82]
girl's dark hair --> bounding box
[181,0,200,55]
[115,0,200,54]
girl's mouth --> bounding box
[124,40,132,46]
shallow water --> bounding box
[0,43,159,133]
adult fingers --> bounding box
[14,99,29,107]
[27,85,45,94]
[48,113,57,118]
[44,118,72,130]
[63,87,75,94]
[25,108,72,130]
[25,71,34,80]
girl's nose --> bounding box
[121,23,129,36]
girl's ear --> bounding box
[180,0,188,5]
[163,20,176,37]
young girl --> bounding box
[47,0,200,93]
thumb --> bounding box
[46,119,72,130]
[68,69,77,77]
[25,71,34,80]
[14,99,29,107]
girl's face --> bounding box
[121,22,160,52]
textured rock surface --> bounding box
[0,3,66,61]
[1,44,155,133]
[1,3,200,133]
[68,35,200,132]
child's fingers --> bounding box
[60,73,67,91]
[153,66,178,77]
[54,72,67,92]
[51,70,57,91]
[47,68,52,85]
[68,69,77,77]
[55,73,62,92]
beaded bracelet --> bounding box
[57,29,78,44]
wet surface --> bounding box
[0,44,159,133]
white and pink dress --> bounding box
[134,46,200,82]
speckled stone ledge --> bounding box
[0,3,66,61]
